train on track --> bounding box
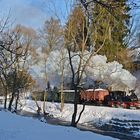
[80,89,139,109]
[32,88,139,109]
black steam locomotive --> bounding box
[104,90,139,108]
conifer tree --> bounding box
[65,5,91,52]
[80,0,133,70]
[92,1,129,57]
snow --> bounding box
[1,98,140,139]
[20,100,140,138]
[21,100,140,125]
[0,110,117,140]
[87,88,107,91]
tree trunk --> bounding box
[76,102,86,124]
[34,96,41,115]
[8,93,15,111]
[68,48,79,127]
[0,75,8,109]
[4,90,8,109]
[60,61,64,112]
[71,86,78,127]
[60,49,65,112]
[15,92,19,111]
[43,91,47,114]
[60,92,64,112]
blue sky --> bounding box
[0,0,71,29]
[0,0,139,30]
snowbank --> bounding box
[22,100,140,124]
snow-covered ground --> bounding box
[22,100,140,123]
[0,110,117,140]
[21,100,140,137]
[1,99,140,139]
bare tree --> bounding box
[0,21,24,109]
[64,5,110,126]
[38,17,63,114]
[0,21,36,110]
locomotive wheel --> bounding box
[126,105,130,109]
[112,102,115,108]
[121,102,127,108]
[108,101,114,107]
[116,102,121,108]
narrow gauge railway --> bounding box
[79,89,139,109]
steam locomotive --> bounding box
[80,89,139,109]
